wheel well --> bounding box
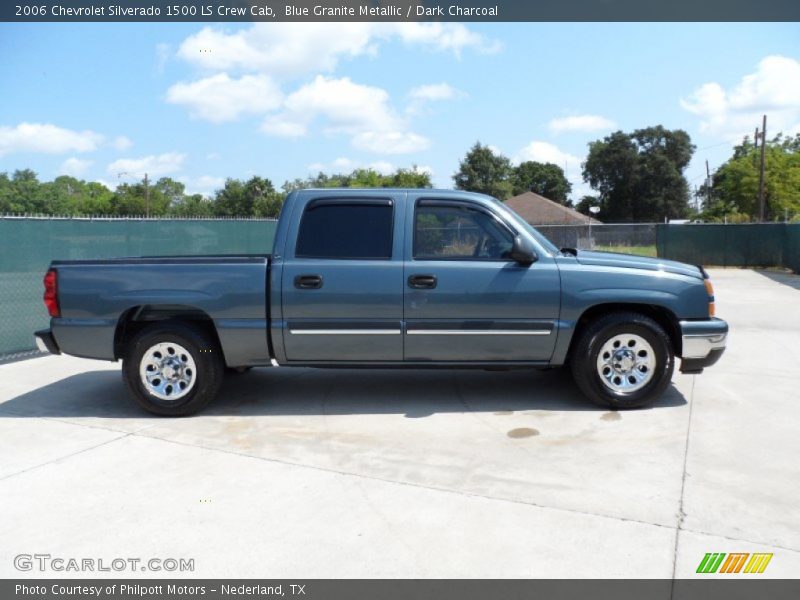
[114,305,223,360]
[568,303,682,361]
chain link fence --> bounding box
[536,223,658,255]
[0,216,276,360]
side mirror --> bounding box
[510,235,537,265]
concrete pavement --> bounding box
[0,268,798,578]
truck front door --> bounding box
[403,194,560,363]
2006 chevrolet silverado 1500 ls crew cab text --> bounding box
[34,189,728,416]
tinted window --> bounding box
[415,204,514,260]
[296,202,393,259]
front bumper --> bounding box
[679,318,727,374]
[34,329,60,355]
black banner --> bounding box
[3,0,800,22]
[5,580,800,600]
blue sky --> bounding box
[1,22,799,201]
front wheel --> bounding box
[570,311,674,409]
[122,322,224,416]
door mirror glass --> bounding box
[510,235,537,265]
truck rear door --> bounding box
[280,191,405,362]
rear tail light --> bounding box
[704,278,715,317]
[43,269,60,317]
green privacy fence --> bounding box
[0,217,276,359]
[656,223,800,271]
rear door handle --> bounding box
[408,274,437,289]
[294,274,323,289]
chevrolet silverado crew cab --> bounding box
[35,189,727,416]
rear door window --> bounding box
[296,200,393,259]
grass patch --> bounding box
[594,245,658,257]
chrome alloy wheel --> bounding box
[596,333,655,393]
[139,342,197,401]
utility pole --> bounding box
[754,127,759,167]
[758,115,767,222]
[144,172,150,218]
[705,160,712,212]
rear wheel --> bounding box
[122,322,223,416]
[570,311,674,409]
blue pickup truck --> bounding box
[35,188,727,416]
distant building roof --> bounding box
[505,191,601,225]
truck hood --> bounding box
[573,250,703,279]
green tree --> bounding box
[283,166,432,193]
[453,142,513,200]
[7,169,46,214]
[583,126,695,222]
[0,172,12,213]
[511,161,572,203]
[214,176,280,217]
[706,133,800,221]
[171,193,215,217]
[111,177,173,216]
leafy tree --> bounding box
[511,161,572,203]
[8,169,46,214]
[705,133,800,221]
[213,176,283,217]
[283,166,432,193]
[171,193,215,218]
[583,126,695,222]
[110,177,173,216]
[453,142,513,200]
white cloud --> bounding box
[681,55,800,139]
[516,141,581,171]
[262,76,429,154]
[0,123,104,156]
[390,23,502,57]
[260,117,307,138]
[352,130,430,154]
[112,136,133,150]
[407,82,465,116]
[548,114,616,134]
[284,75,400,132]
[408,83,463,102]
[107,152,186,178]
[166,73,283,122]
[58,157,93,177]
[181,175,224,196]
[176,23,499,76]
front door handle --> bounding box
[294,274,323,289]
[408,274,437,289]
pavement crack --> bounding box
[670,375,696,588]
[0,431,133,482]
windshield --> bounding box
[486,197,561,256]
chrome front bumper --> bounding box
[679,318,728,373]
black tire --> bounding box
[570,311,674,409]
[122,322,224,416]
